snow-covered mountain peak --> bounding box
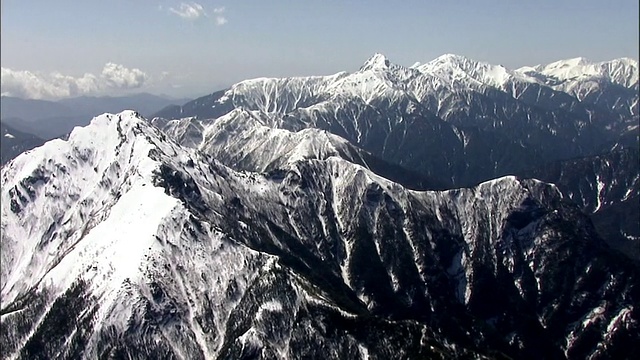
[600,57,639,86]
[216,73,350,116]
[542,57,591,69]
[155,106,367,173]
[530,56,639,88]
[417,53,523,89]
[359,53,392,72]
[321,53,445,105]
[612,57,639,68]
[427,53,473,66]
[532,57,593,79]
[419,53,499,74]
[3,110,144,184]
[0,110,181,306]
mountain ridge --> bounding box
[2,110,638,359]
[2,53,639,358]
[152,53,638,187]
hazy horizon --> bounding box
[2,0,638,100]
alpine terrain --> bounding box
[1,124,46,166]
[1,53,639,360]
[153,54,639,261]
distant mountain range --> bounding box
[0,93,190,140]
[152,54,638,187]
[1,54,638,359]
[1,123,45,165]
[151,53,639,261]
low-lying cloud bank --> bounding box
[1,63,149,99]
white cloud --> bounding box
[169,2,206,20]
[101,62,148,88]
[159,71,171,80]
[212,6,227,26]
[215,16,227,26]
[0,63,149,100]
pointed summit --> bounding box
[360,53,391,71]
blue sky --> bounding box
[1,0,638,99]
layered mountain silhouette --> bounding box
[152,53,639,261]
[1,54,638,359]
